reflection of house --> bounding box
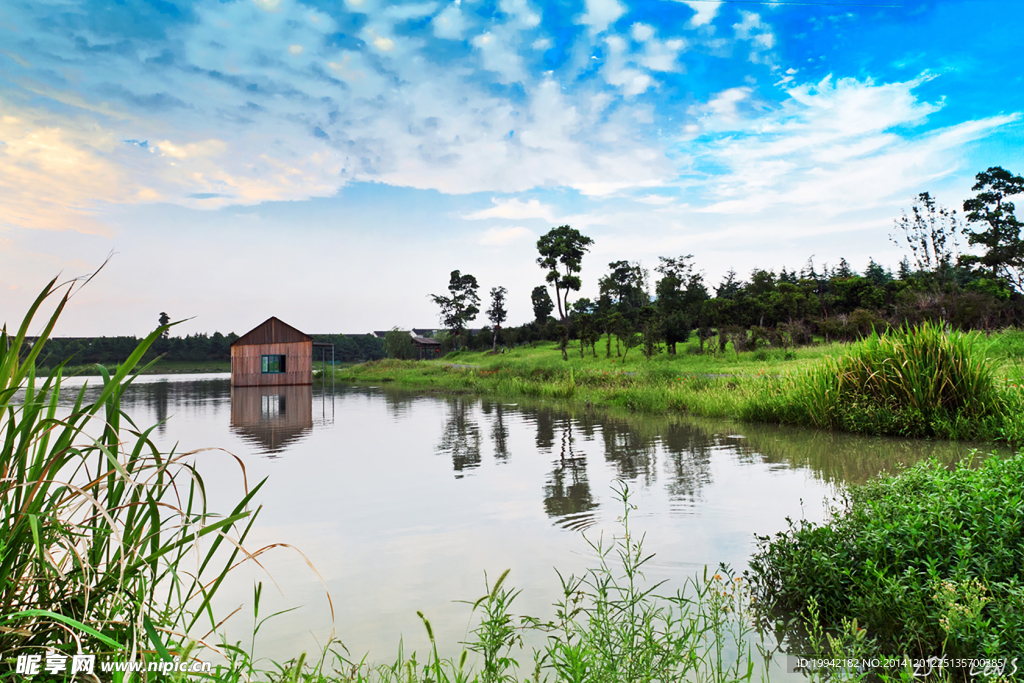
[230,317,312,387]
[230,385,313,455]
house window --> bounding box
[261,354,286,373]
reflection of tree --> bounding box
[601,420,658,485]
[381,389,417,420]
[117,379,231,435]
[436,397,481,478]
[151,380,169,434]
[533,406,556,451]
[658,421,715,501]
[542,419,597,530]
[481,401,510,462]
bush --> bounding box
[746,321,1006,439]
[748,455,1024,661]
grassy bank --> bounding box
[328,326,1024,443]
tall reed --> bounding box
[746,321,1006,439]
[1,277,263,669]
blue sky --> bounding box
[1,0,1021,335]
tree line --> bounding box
[425,166,1024,359]
[32,332,384,367]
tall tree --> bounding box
[962,166,1024,291]
[486,286,508,352]
[536,226,594,321]
[598,261,648,321]
[531,285,554,323]
[655,256,701,354]
[429,270,480,346]
[715,269,742,299]
[890,191,961,287]
[158,312,170,339]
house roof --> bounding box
[412,336,441,346]
[231,317,312,346]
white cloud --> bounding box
[733,12,776,64]
[577,0,626,35]
[253,0,283,12]
[641,37,686,72]
[478,226,535,245]
[464,198,558,222]
[364,26,397,52]
[690,86,754,130]
[602,35,654,97]
[689,75,1021,217]
[680,0,718,27]
[384,2,437,21]
[499,0,541,28]
[634,194,676,205]
[471,31,527,83]
[432,3,468,39]
[631,23,654,42]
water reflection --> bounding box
[436,396,482,477]
[117,378,231,435]
[230,385,313,456]
[480,401,510,461]
[599,418,659,485]
[542,418,597,531]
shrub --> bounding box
[748,455,1024,661]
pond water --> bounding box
[66,374,984,674]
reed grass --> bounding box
[744,321,1017,440]
[0,276,265,673]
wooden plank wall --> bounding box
[230,341,313,386]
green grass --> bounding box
[328,328,1024,443]
[748,454,1024,665]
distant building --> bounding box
[412,336,442,360]
[230,317,313,387]
[373,328,442,339]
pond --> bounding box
[73,374,983,675]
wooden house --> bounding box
[230,317,313,387]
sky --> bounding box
[1,0,1022,337]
